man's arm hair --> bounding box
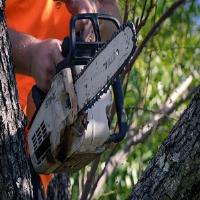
[8,28,35,76]
[8,28,63,91]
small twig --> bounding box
[128,0,189,71]
[132,0,138,24]
[141,52,152,108]
[123,0,130,23]
[135,17,140,30]
[153,0,158,23]
[136,0,154,33]
[127,106,177,121]
[88,145,118,200]
[80,156,101,200]
[140,0,148,24]
[146,46,200,52]
[78,172,83,199]
[123,72,131,96]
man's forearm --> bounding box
[8,28,63,91]
[8,28,37,76]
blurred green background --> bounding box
[71,1,200,199]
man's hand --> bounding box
[8,29,63,92]
[29,39,63,92]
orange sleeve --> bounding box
[6,0,71,109]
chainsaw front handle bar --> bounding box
[106,78,128,144]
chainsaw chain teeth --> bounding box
[75,22,137,113]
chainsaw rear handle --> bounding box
[32,13,127,144]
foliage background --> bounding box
[70,1,200,199]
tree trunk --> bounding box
[1,3,70,200]
[47,173,70,200]
[130,87,200,200]
[0,2,34,199]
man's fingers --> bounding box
[32,39,64,92]
[83,24,96,42]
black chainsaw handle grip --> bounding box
[32,85,46,109]
[27,85,46,129]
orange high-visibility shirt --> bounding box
[5,0,71,193]
[6,0,71,109]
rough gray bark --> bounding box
[0,2,34,199]
[47,173,70,200]
[130,87,200,200]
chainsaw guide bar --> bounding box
[74,22,136,113]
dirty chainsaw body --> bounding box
[28,14,136,174]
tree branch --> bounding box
[80,156,101,200]
[136,0,154,33]
[129,86,200,199]
[90,75,196,198]
[132,0,138,24]
[123,0,130,23]
[127,0,189,72]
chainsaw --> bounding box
[28,13,136,174]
